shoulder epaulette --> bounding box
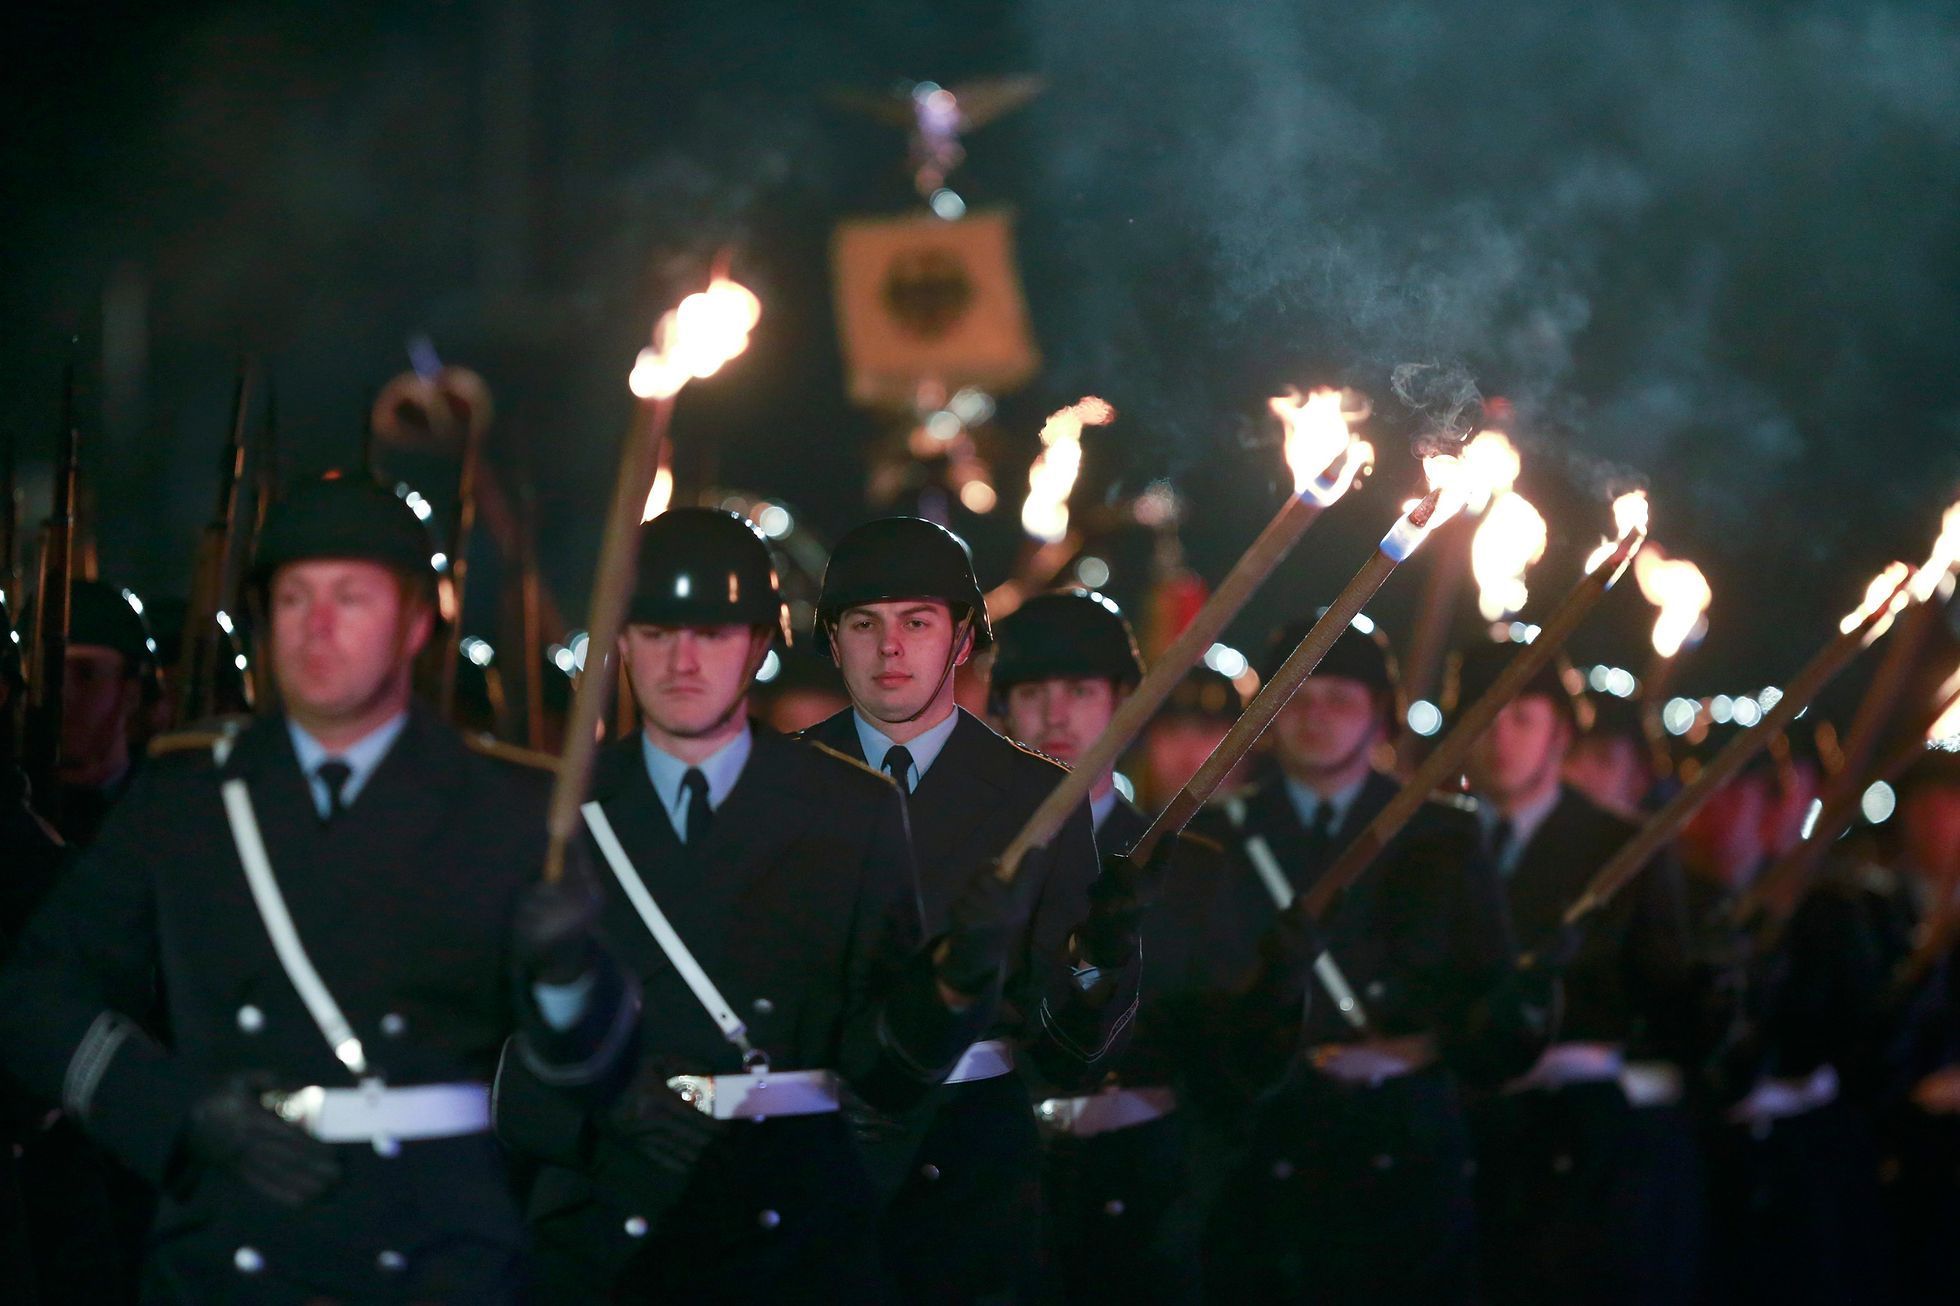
[802,738,897,786]
[1002,734,1071,771]
[465,735,559,772]
[1425,789,1480,813]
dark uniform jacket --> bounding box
[0,706,631,1303]
[1200,768,1513,1305]
[494,725,925,1301]
[1472,784,1699,1306]
[802,705,1106,1303]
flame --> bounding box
[1841,561,1913,639]
[1270,387,1373,506]
[1910,497,1960,603]
[640,465,674,522]
[1634,546,1713,658]
[628,276,760,399]
[1931,666,1960,744]
[1459,430,1522,515]
[1471,492,1549,620]
[1021,396,1115,544]
[1378,452,1481,561]
[1583,491,1651,574]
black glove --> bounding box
[604,1060,725,1177]
[513,876,601,986]
[179,1076,340,1207]
[936,860,1033,999]
[1441,926,1582,1088]
[1074,843,1176,970]
[1248,901,1329,1003]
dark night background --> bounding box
[4,0,1957,707]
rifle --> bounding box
[25,364,81,820]
[173,362,252,724]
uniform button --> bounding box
[624,1216,649,1238]
[377,1250,407,1273]
[1102,1199,1125,1217]
[1372,1154,1395,1171]
[1552,1154,1574,1175]
[233,1246,265,1274]
[758,1209,781,1230]
[373,1136,401,1158]
[1271,1159,1295,1181]
[236,1005,265,1034]
[753,998,775,1016]
[1366,981,1387,1000]
[380,1012,408,1038]
[920,1163,941,1182]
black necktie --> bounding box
[681,768,713,845]
[883,745,915,795]
[1301,799,1337,868]
[315,760,353,824]
[1489,817,1515,867]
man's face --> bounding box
[621,623,770,740]
[1270,676,1383,779]
[1680,776,1772,887]
[1563,735,1647,816]
[1001,676,1121,768]
[270,561,428,725]
[61,645,138,768]
[1468,695,1571,805]
[829,600,969,726]
[1146,716,1233,804]
[1900,784,1960,885]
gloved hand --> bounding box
[1248,900,1329,1002]
[1074,842,1176,970]
[605,1060,725,1177]
[179,1075,341,1207]
[1441,924,1584,1087]
[513,876,601,986]
[935,860,1034,1000]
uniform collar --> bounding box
[852,706,960,791]
[1479,780,1565,874]
[1279,769,1370,835]
[640,723,752,837]
[1091,787,1121,833]
[285,710,409,818]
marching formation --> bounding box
[2,401,1959,1306]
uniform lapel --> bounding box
[902,710,1006,895]
[1502,787,1588,941]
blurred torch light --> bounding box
[1271,387,1373,507]
[1634,546,1713,658]
[1459,430,1522,516]
[1840,561,1913,640]
[1021,396,1115,544]
[1910,496,1960,603]
[1471,491,1549,621]
[629,276,760,399]
[641,465,675,522]
[1583,491,1651,579]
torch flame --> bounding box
[1931,665,1960,744]
[1021,396,1116,544]
[1841,561,1913,639]
[1471,491,1549,621]
[1378,452,1492,561]
[1583,491,1651,575]
[640,465,675,523]
[1633,546,1713,659]
[628,276,760,400]
[1271,387,1372,507]
[1459,430,1522,516]
[1910,497,1960,603]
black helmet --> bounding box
[1447,638,1588,729]
[989,590,1142,709]
[251,473,440,598]
[1162,664,1245,723]
[814,517,992,657]
[629,508,790,644]
[68,580,159,675]
[1262,610,1402,730]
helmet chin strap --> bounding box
[887,616,973,727]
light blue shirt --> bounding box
[1478,782,1564,877]
[640,725,752,840]
[287,712,409,818]
[1090,788,1121,833]
[853,708,960,793]
[1281,771,1370,838]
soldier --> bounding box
[492,508,997,1300]
[51,578,161,846]
[1452,642,1701,1306]
[1199,617,1515,1304]
[989,589,1239,1303]
[1561,691,1657,819]
[800,517,1119,1302]
[1143,664,1245,810]
[0,472,635,1302]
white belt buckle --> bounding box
[666,1074,717,1117]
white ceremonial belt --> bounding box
[1618,1060,1686,1109]
[264,1081,490,1143]
[945,1039,1016,1085]
[1727,1064,1840,1128]
[1035,1086,1178,1138]
[1508,1041,1625,1094]
[664,1069,842,1121]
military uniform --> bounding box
[804,704,1106,1302]
[1470,785,1700,1306]
[1200,769,1513,1304]
[494,724,927,1301]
